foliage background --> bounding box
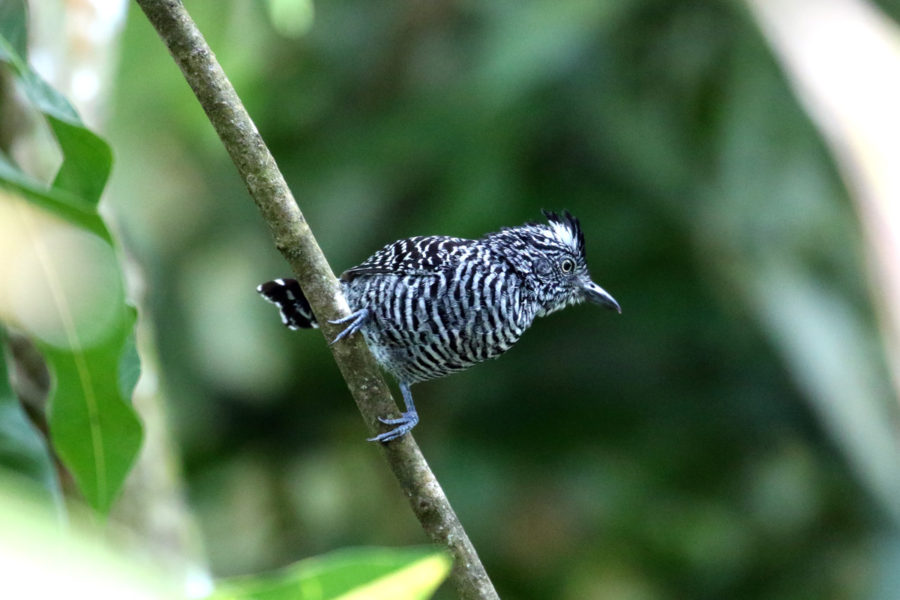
[44,0,900,597]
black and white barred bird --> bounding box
[258,210,620,442]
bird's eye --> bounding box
[560,258,575,273]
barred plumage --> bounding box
[258,210,620,442]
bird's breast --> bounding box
[342,270,533,383]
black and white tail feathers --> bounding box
[257,278,318,330]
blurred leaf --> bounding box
[0,327,60,502]
[0,34,112,241]
[0,28,141,514]
[0,481,180,599]
[0,36,77,121]
[211,547,451,600]
[0,152,110,241]
[117,332,141,400]
[0,0,27,59]
[747,261,900,523]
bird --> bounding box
[258,210,620,443]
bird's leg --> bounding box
[368,382,419,443]
[328,308,370,345]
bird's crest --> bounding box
[541,209,585,256]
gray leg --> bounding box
[328,308,369,345]
[368,382,419,443]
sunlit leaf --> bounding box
[211,547,452,600]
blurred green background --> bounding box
[96,0,900,597]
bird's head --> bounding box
[497,210,621,317]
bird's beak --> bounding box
[583,280,621,313]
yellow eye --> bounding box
[560,258,575,273]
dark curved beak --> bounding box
[584,281,621,314]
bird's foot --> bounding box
[367,410,419,443]
[328,308,369,345]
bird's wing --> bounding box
[340,236,476,281]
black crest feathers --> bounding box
[541,209,585,256]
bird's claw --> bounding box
[328,308,369,345]
[367,411,419,443]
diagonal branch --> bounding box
[133,1,499,598]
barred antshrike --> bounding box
[258,210,620,442]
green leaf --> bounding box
[0,152,111,242]
[0,26,142,514]
[40,306,143,515]
[212,547,452,600]
[0,33,113,223]
[0,35,79,122]
[0,0,27,59]
[49,115,113,204]
[0,327,61,503]
[117,332,141,400]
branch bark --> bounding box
[133,1,499,598]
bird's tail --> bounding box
[257,278,318,330]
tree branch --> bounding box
[133,1,499,598]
